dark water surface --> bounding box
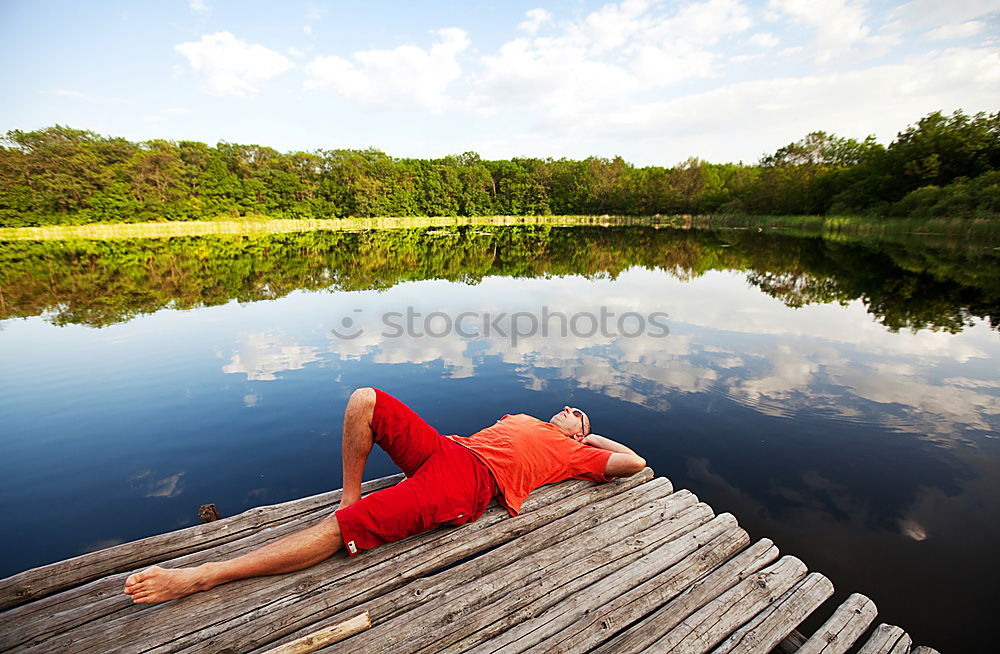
[1,226,998,650]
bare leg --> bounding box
[122,388,377,604]
[339,387,376,510]
[123,514,343,604]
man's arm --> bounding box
[579,433,647,477]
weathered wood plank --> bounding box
[26,471,653,654]
[537,525,750,653]
[260,611,370,654]
[0,474,403,611]
[406,504,725,652]
[796,593,877,654]
[3,474,434,650]
[6,472,598,642]
[470,512,731,654]
[888,633,913,654]
[910,646,941,654]
[646,555,808,652]
[350,503,711,654]
[253,477,677,654]
[487,515,746,654]
[711,572,834,653]
[3,501,346,649]
[857,624,909,654]
[170,472,660,654]
[2,469,934,654]
[5,475,620,652]
[590,538,780,654]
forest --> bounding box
[1,226,996,332]
[0,110,997,227]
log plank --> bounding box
[647,555,808,652]
[796,593,877,654]
[4,475,616,651]
[22,471,652,654]
[390,503,720,654]
[538,526,751,653]
[590,538,780,654]
[857,624,910,654]
[889,633,913,654]
[252,477,675,654]
[477,515,744,654]
[3,502,345,649]
[168,472,657,654]
[349,495,712,654]
[0,475,403,611]
[711,572,834,653]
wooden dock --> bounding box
[0,469,941,653]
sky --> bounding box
[1,0,998,166]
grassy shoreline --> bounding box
[1,213,997,241]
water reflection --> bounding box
[223,331,322,381]
[313,269,998,441]
[1,227,998,649]
[2,226,997,332]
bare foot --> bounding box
[123,565,209,604]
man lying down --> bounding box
[124,388,646,603]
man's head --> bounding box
[551,406,590,440]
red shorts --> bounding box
[334,389,498,556]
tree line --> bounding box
[0,110,997,226]
[2,226,996,332]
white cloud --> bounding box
[175,32,294,96]
[223,331,321,381]
[474,0,752,120]
[305,28,470,112]
[769,0,875,63]
[189,0,209,13]
[944,377,1000,389]
[748,32,780,48]
[888,0,1000,31]
[130,470,186,498]
[559,46,1000,164]
[925,21,987,40]
[518,8,553,34]
[304,25,314,37]
[831,367,1000,433]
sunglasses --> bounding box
[571,408,589,436]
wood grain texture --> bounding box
[796,593,877,654]
[538,525,751,653]
[590,538,780,654]
[259,611,370,654]
[648,554,808,653]
[1,468,931,654]
[857,624,909,654]
[0,474,403,611]
[347,483,697,654]
[711,571,834,653]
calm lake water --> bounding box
[1,226,997,650]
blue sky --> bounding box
[1,0,997,165]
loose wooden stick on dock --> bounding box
[261,611,371,654]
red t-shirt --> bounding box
[448,413,613,516]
